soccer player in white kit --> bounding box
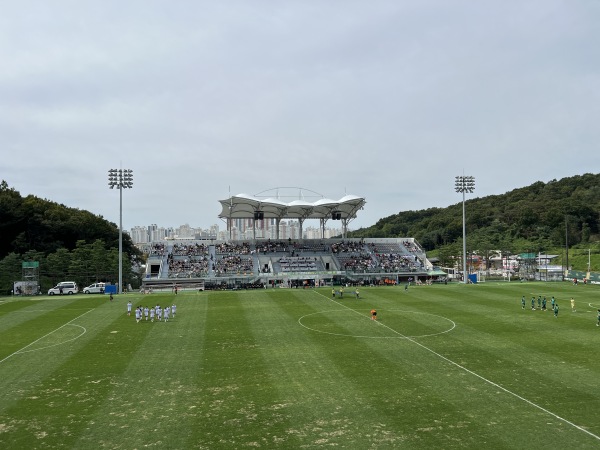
[144,306,149,321]
[171,304,176,318]
[164,306,170,322]
[135,307,141,323]
[157,306,162,322]
[149,307,155,322]
[127,301,132,316]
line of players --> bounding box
[521,295,600,325]
[521,295,562,315]
[127,301,176,323]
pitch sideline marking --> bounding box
[314,290,600,442]
[0,309,93,365]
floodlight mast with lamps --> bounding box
[455,175,475,283]
[108,169,133,294]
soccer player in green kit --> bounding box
[554,302,559,318]
[597,309,600,326]
[521,296,526,309]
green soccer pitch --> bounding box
[1,282,599,449]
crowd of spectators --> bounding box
[214,255,253,276]
[148,239,427,279]
[402,240,422,253]
[338,254,377,271]
[255,241,288,253]
[376,253,422,272]
[171,243,209,257]
[330,241,365,253]
[216,242,251,255]
[149,243,167,256]
[168,257,210,278]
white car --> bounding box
[48,282,79,295]
[83,282,106,294]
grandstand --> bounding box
[141,237,438,291]
[140,189,442,291]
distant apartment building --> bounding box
[130,226,149,244]
[131,220,343,244]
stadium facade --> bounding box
[141,237,437,291]
[140,189,441,291]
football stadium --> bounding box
[1,192,600,449]
[140,192,442,292]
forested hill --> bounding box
[0,180,138,259]
[2,174,598,260]
[348,173,600,252]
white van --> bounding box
[48,281,79,295]
[83,282,106,294]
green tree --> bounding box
[0,253,23,294]
[46,248,73,284]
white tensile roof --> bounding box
[218,193,366,220]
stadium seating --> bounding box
[141,238,432,289]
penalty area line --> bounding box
[0,309,94,365]
[314,290,600,442]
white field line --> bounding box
[315,291,600,442]
[17,324,87,354]
[0,309,93,364]
[298,309,456,339]
[0,308,92,314]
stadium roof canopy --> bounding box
[218,193,366,221]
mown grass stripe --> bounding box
[0,284,598,448]
[0,296,157,448]
[185,290,300,449]
[0,297,86,352]
[71,293,206,449]
[0,308,93,364]
[309,286,600,446]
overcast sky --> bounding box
[2,1,599,232]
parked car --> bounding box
[48,282,79,295]
[83,282,106,294]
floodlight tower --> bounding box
[455,175,475,283]
[108,169,133,294]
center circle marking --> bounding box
[298,309,456,338]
